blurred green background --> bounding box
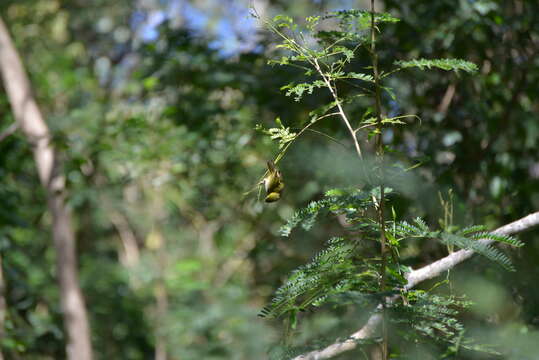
[1,0,538,359]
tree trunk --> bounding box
[150,228,169,360]
[0,16,93,360]
[154,280,169,360]
[110,211,140,268]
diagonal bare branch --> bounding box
[292,211,539,360]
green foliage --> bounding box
[1,2,278,359]
[323,9,401,25]
[393,291,499,356]
[280,80,326,101]
[256,117,297,149]
[440,233,517,271]
[267,196,522,322]
[257,5,525,358]
[396,219,522,271]
[279,188,373,237]
[317,9,399,43]
[2,1,538,359]
[395,217,439,238]
[259,237,359,318]
[394,58,478,73]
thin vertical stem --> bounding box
[378,185,388,359]
[370,0,388,359]
[0,253,6,360]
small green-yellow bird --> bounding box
[264,160,284,203]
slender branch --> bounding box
[312,112,340,122]
[109,211,140,268]
[291,211,539,360]
[377,188,388,358]
[245,111,343,197]
[278,111,340,157]
[313,58,363,159]
[0,252,6,360]
[369,1,389,358]
[354,123,376,133]
[301,128,348,148]
[437,83,456,115]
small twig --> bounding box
[312,112,340,121]
[354,123,376,134]
[303,128,347,147]
[437,83,456,115]
[244,111,343,197]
